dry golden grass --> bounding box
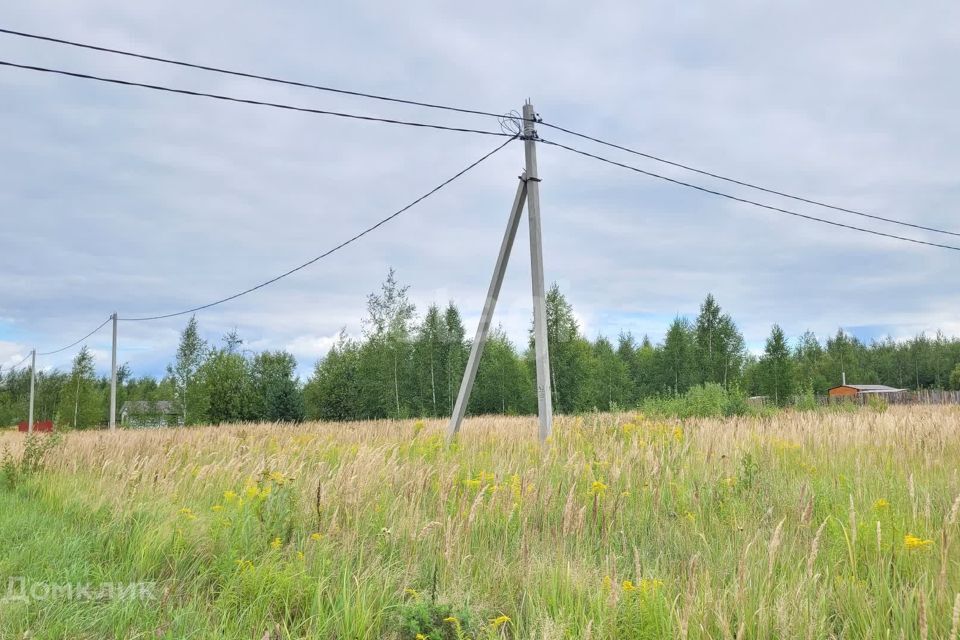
[1,405,959,638]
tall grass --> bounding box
[1,406,959,638]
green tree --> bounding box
[657,317,696,394]
[759,325,795,406]
[412,304,446,417]
[694,294,746,388]
[304,330,363,421]
[470,327,533,415]
[251,351,303,422]
[196,333,253,424]
[794,330,827,393]
[950,363,960,391]
[360,269,416,418]
[442,303,468,415]
[586,336,632,410]
[167,316,207,424]
[530,284,592,413]
[58,346,101,429]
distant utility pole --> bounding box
[447,100,554,443]
[28,349,36,434]
[109,312,118,430]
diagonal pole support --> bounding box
[447,174,528,441]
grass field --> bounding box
[1,406,959,639]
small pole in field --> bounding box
[28,349,36,434]
[109,312,118,430]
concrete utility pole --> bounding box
[522,101,554,443]
[109,312,118,430]
[28,349,35,434]
[447,100,554,443]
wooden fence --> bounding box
[819,390,960,406]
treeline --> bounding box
[0,326,304,429]
[3,269,960,428]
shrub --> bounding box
[867,394,888,413]
[1,432,63,489]
[794,388,818,412]
[394,597,475,640]
[639,384,754,419]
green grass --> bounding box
[1,407,959,638]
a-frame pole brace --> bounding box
[447,174,528,441]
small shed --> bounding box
[120,400,181,428]
[827,384,906,399]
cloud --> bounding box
[1,0,958,379]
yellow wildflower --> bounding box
[178,507,196,520]
[591,480,608,497]
[310,532,323,541]
[235,558,253,572]
[296,551,305,561]
[490,614,511,628]
[268,471,288,485]
[244,484,260,500]
[416,635,427,640]
[404,587,420,599]
[270,537,282,550]
[873,498,890,511]
[673,426,684,442]
[638,578,664,594]
[211,504,224,512]
[602,575,612,591]
[622,580,636,592]
[510,474,522,502]
[443,616,459,624]
[223,490,238,502]
[904,533,933,550]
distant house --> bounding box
[827,384,906,399]
[120,401,181,428]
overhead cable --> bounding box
[0,27,509,120]
[0,59,513,137]
[120,135,518,321]
[540,121,960,238]
[36,316,113,356]
[542,138,960,252]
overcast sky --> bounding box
[2,1,958,379]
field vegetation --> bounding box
[2,405,959,638]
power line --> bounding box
[37,316,113,356]
[540,121,960,238]
[0,59,513,138]
[120,135,518,322]
[0,27,511,121]
[3,352,32,374]
[542,138,960,252]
